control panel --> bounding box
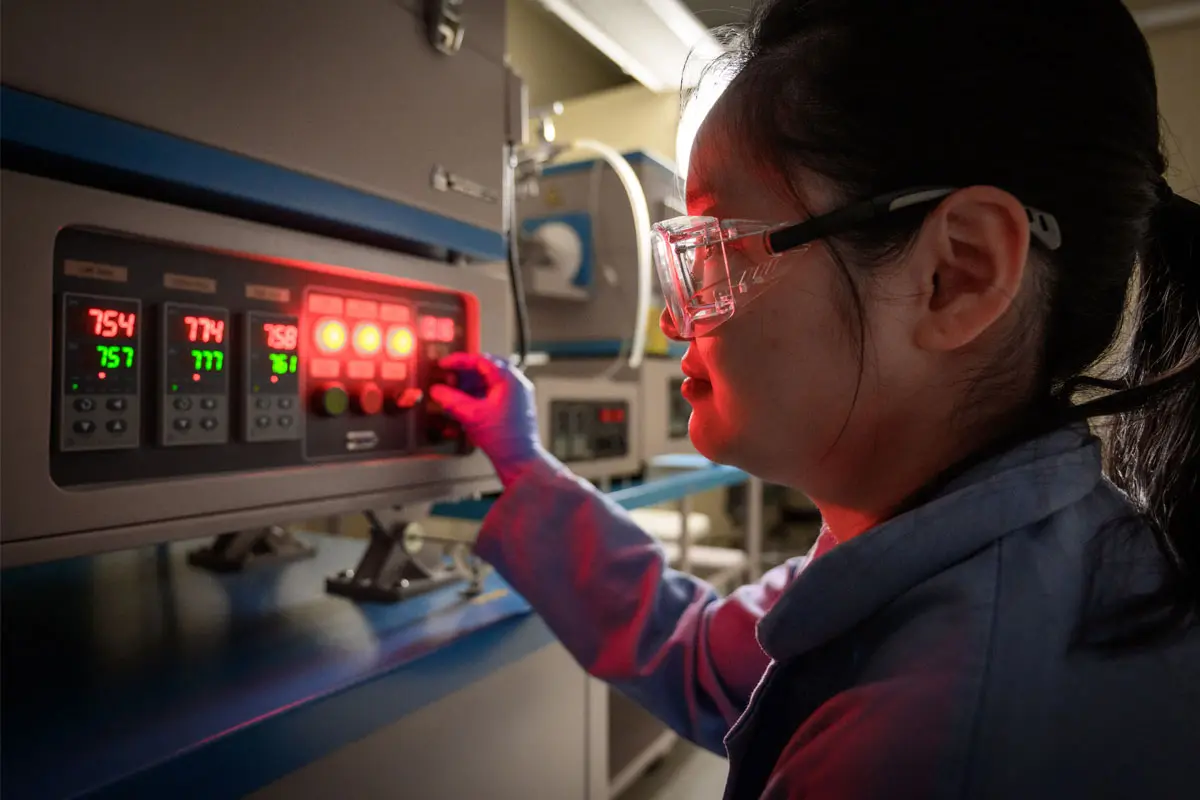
[548,400,630,463]
[51,227,476,488]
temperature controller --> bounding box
[51,228,476,488]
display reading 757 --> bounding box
[163,303,230,394]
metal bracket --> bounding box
[326,512,462,603]
[187,525,317,573]
[425,0,466,55]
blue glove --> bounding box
[428,353,549,487]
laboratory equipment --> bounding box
[518,150,680,362]
[1,0,526,576]
[1,0,519,246]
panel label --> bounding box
[63,260,128,283]
[164,274,217,294]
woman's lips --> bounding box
[681,376,712,401]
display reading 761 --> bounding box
[163,303,230,394]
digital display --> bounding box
[62,293,141,395]
[248,311,300,394]
[164,303,230,394]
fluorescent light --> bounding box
[536,0,725,92]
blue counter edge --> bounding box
[0,86,506,262]
[90,613,557,800]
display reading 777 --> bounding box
[163,303,229,394]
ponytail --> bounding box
[1084,185,1200,638]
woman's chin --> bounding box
[688,413,736,465]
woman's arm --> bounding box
[476,456,801,754]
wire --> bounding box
[569,140,653,372]
[505,144,531,369]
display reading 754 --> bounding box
[163,303,229,394]
[61,293,142,395]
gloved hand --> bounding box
[428,352,549,487]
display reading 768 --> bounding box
[163,303,230,394]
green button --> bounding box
[322,386,349,416]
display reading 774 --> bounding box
[163,303,229,394]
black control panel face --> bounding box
[668,378,690,440]
[50,228,475,488]
[548,400,630,463]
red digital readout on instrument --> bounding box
[263,322,299,351]
[419,316,457,344]
[184,315,225,344]
[88,307,137,339]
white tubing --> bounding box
[568,139,654,372]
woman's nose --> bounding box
[660,308,686,342]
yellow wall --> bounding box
[552,82,683,166]
[1148,20,1200,200]
[505,0,632,108]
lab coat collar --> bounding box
[757,424,1103,662]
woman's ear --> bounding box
[911,186,1032,353]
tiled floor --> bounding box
[622,742,727,800]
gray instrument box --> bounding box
[1,0,514,237]
[518,152,683,348]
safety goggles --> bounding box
[651,186,1062,339]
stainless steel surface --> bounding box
[251,643,591,800]
[2,0,510,236]
[1,171,511,564]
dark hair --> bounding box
[698,0,1200,637]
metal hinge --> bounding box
[425,0,465,55]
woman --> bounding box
[430,0,1200,797]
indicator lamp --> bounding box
[315,318,348,354]
[352,322,383,356]
[386,326,415,358]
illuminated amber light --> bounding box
[353,323,383,356]
[387,326,415,358]
[315,318,348,354]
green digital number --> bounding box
[190,349,225,372]
[269,353,299,375]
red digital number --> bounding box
[184,315,225,344]
[263,323,299,351]
[88,307,137,339]
[437,318,455,343]
[419,315,437,341]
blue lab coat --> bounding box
[475,425,1200,798]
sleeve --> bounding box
[473,458,803,755]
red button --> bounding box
[355,383,384,415]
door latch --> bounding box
[425,0,465,55]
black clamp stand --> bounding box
[326,512,462,603]
[188,525,317,573]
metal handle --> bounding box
[425,0,466,55]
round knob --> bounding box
[355,382,384,415]
[314,383,349,417]
[394,387,425,411]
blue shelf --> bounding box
[433,463,748,521]
[0,533,552,799]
